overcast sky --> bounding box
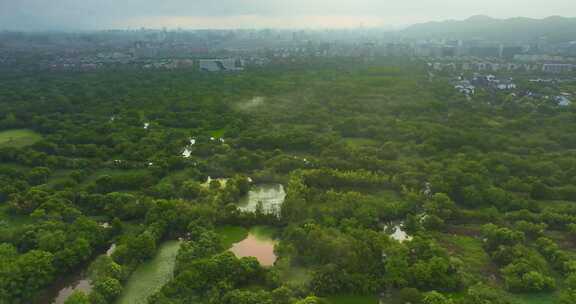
[1,0,575,31]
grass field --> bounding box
[334,189,401,203]
[343,137,379,147]
[432,231,494,278]
[216,225,248,249]
[159,169,196,185]
[0,129,42,148]
[82,168,149,183]
[537,199,576,210]
[249,225,278,240]
[280,266,312,285]
[76,168,150,191]
[369,189,402,201]
[209,129,226,138]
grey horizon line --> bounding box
[0,26,407,33]
[1,14,574,34]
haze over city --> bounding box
[3,0,576,304]
[1,0,576,30]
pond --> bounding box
[238,184,286,215]
[231,227,278,267]
[116,240,181,304]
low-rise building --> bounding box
[555,93,573,106]
[542,63,574,73]
[454,80,476,96]
[199,59,244,72]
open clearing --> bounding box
[216,225,248,249]
[0,129,42,148]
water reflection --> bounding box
[106,243,116,256]
[51,275,92,304]
[238,184,286,214]
[47,243,116,304]
[231,228,278,266]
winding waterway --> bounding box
[116,240,181,304]
[36,243,116,304]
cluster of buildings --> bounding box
[453,74,517,96]
[420,40,576,75]
[44,56,221,71]
[142,59,194,69]
[412,39,576,59]
[198,59,244,72]
[1,29,576,73]
[453,74,573,107]
[430,61,574,74]
[541,63,575,73]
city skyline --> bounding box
[1,0,576,31]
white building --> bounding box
[199,59,244,72]
[555,95,572,107]
[454,80,475,96]
[542,64,574,73]
[496,82,517,90]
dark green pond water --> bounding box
[116,240,181,304]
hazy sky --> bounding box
[1,0,575,30]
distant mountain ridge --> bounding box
[402,15,576,42]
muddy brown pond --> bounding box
[230,227,278,266]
